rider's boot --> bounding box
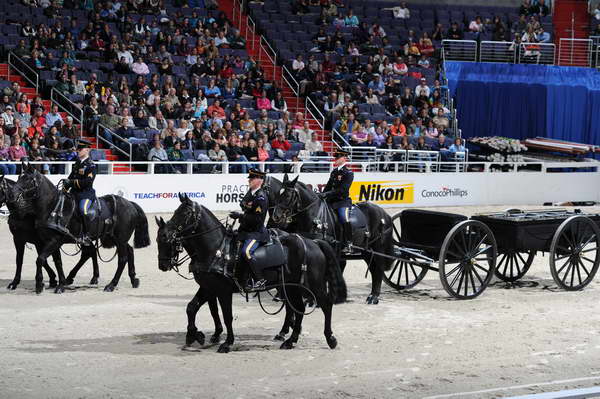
[245,258,267,292]
[79,216,93,247]
[342,222,353,254]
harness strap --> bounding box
[295,234,309,286]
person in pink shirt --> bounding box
[256,91,272,111]
[131,57,150,75]
[9,136,27,161]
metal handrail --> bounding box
[247,15,257,52]
[281,65,299,96]
[259,36,277,81]
[96,123,132,160]
[332,128,350,150]
[305,96,325,131]
[8,52,39,92]
[51,88,84,137]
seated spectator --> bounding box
[447,22,464,40]
[350,128,369,145]
[45,105,63,129]
[344,9,359,27]
[292,0,310,15]
[305,132,324,154]
[28,139,49,174]
[225,136,249,174]
[208,142,227,172]
[340,113,361,136]
[424,121,439,138]
[448,137,466,153]
[594,3,600,20]
[399,136,413,150]
[167,141,186,174]
[469,16,484,32]
[535,27,551,43]
[271,131,291,159]
[257,138,271,162]
[415,78,431,98]
[415,136,431,151]
[1,106,15,129]
[242,139,259,169]
[207,100,226,120]
[390,118,407,136]
[432,134,449,151]
[296,121,314,144]
[131,57,150,75]
[0,130,16,175]
[271,92,288,113]
[9,136,27,161]
[433,109,450,130]
[256,91,272,110]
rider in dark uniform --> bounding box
[63,142,97,246]
[229,168,269,291]
[320,150,354,253]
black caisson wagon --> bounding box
[382,208,600,299]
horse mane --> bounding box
[198,203,224,229]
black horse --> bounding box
[0,176,102,290]
[156,194,346,352]
[270,174,395,304]
[10,165,150,294]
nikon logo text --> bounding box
[350,181,414,204]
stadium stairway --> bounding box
[219,0,337,156]
[554,0,591,66]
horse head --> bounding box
[10,164,41,218]
[271,173,301,229]
[156,193,202,271]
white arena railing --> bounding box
[6,160,599,175]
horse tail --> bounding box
[315,239,347,304]
[132,201,150,248]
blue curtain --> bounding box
[446,62,600,144]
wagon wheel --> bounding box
[494,250,536,282]
[439,220,497,299]
[549,215,600,291]
[384,211,428,290]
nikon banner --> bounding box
[38,171,600,213]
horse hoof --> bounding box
[217,343,230,353]
[273,334,285,341]
[366,295,379,305]
[326,335,338,349]
[64,278,73,286]
[7,281,18,290]
[131,278,140,289]
[210,333,221,344]
[54,285,65,294]
[366,295,373,304]
[49,280,58,288]
[280,340,294,350]
[104,284,116,292]
[186,329,205,347]
[35,283,44,294]
[89,278,98,285]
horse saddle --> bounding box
[83,198,115,239]
[253,231,288,271]
[47,193,115,240]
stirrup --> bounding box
[245,279,267,292]
[342,243,353,254]
[78,235,93,247]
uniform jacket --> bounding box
[324,164,353,209]
[238,187,269,242]
[68,157,97,201]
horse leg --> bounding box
[274,303,295,341]
[185,287,208,347]
[208,298,223,344]
[89,247,99,285]
[36,238,66,294]
[104,244,128,292]
[126,244,140,288]
[216,293,234,353]
[7,238,25,290]
[281,288,305,350]
[44,249,58,288]
[339,259,347,275]
[366,262,383,305]
[65,248,91,286]
[316,292,337,349]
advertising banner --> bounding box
[42,171,600,213]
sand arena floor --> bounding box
[2,205,600,399]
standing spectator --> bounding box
[386,2,410,19]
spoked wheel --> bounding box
[494,250,536,282]
[385,212,428,290]
[550,215,600,291]
[439,220,497,299]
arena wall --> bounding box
[43,171,600,212]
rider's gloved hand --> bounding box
[317,191,328,199]
[63,180,72,189]
[229,211,243,219]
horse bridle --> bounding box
[159,203,227,272]
[272,185,320,225]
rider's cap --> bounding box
[334,149,350,159]
[248,168,266,179]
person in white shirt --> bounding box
[117,45,134,65]
[296,121,314,144]
[305,132,323,153]
[415,79,430,98]
[385,2,410,19]
[292,54,305,75]
[1,106,15,128]
[594,3,600,20]
[214,31,229,47]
